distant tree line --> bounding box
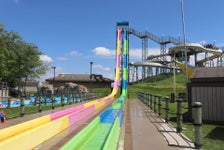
[0,24,48,90]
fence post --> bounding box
[72,93,75,103]
[193,102,203,149]
[39,97,42,112]
[165,96,170,123]
[51,94,55,109]
[148,93,150,107]
[34,97,37,106]
[20,98,25,117]
[158,96,162,116]
[171,92,175,102]
[69,94,72,105]
[75,93,78,103]
[61,94,64,106]
[176,99,183,133]
[154,95,157,113]
[7,98,11,108]
[144,93,146,104]
[150,94,152,109]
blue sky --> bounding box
[1,0,224,81]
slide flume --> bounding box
[60,22,129,150]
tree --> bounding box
[0,24,48,90]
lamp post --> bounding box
[90,62,93,79]
[89,62,93,93]
[180,0,188,103]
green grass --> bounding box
[131,73,224,150]
[129,73,186,98]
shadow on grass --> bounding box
[205,127,224,140]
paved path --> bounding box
[121,99,195,150]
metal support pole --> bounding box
[176,99,183,133]
[165,96,170,123]
[193,102,203,149]
[158,96,162,116]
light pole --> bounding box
[90,62,93,79]
[180,0,188,103]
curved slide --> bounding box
[169,43,223,67]
[60,23,129,150]
[0,23,128,150]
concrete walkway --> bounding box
[121,99,195,150]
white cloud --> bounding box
[39,54,53,63]
[56,57,68,61]
[92,47,115,56]
[129,47,160,59]
[69,50,82,56]
[39,66,64,82]
[103,73,114,80]
[148,47,161,55]
[93,64,110,71]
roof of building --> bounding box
[191,67,224,82]
[46,74,113,83]
[24,80,40,86]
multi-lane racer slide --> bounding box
[60,22,129,150]
[0,22,129,150]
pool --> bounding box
[0,96,83,108]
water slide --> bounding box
[169,43,223,66]
[169,43,223,79]
[0,23,128,149]
[60,23,129,150]
[145,43,222,66]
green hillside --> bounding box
[128,73,187,98]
